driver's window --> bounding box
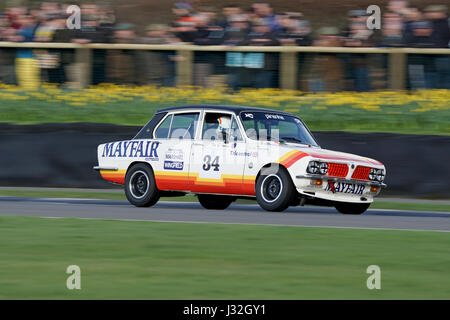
[169,113,199,140]
[202,113,231,142]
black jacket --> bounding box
[430,18,450,48]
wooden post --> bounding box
[389,52,407,90]
[176,48,193,86]
[280,47,298,90]
[75,47,92,88]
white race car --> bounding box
[94,105,386,214]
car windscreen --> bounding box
[239,112,318,146]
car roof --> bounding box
[156,105,296,117]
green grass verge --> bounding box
[0,215,448,299]
[0,189,449,212]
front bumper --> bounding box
[295,174,386,203]
[295,174,387,188]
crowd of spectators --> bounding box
[0,1,448,90]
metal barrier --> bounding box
[0,42,449,90]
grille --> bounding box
[351,166,372,180]
[327,163,349,178]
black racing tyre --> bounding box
[197,194,233,210]
[125,163,160,207]
[335,202,370,215]
[255,167,296,212]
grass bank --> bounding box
[1,84,449,135]
[0,215,449,299]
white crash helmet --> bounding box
[217,116,231,134]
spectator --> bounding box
[0,13,16,84]
[139,24,177,86]
[252,2,280,32]
[344,15,375,92]
[407,21,436,48]
[171,2,197,42]
[224,14,250,46]
[342,10,368,38]
[407,21,436,89]
[379,12,405,47]
[424,5,450,89]
[71,9,111,85]
[15,13,40,90]
[242,19,279,88]
[224,14,251,90]
[48,13,73,85]
[425,5,450,48]
[308,27,344,92]
[278,15,313,46]
[6,6,27,30]
[387,0,409,15]
[197,6,220,26]
[191,13,225,86]
[218,4,242,29]
[106,23,139,85]
[402,7,423,43]
[192,13,224,45]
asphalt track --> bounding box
[0,197,449,232]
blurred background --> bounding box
[0,0,448,90]
[0,0,449,197]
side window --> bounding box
[169,113,199,140]
[154,114,172,139]
[202,113,232,142]
[230,117,243,141]
[134,112,166,139]
[241,119,257,140]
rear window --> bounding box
[134,112,167,139]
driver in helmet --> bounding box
[217,115,231,143]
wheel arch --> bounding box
[126,161,154,174]
[255,162,295,191]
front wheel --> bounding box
[125,164,160,207]
[256,168,296,212]
[335,202,370,215]
[197,194,234,210]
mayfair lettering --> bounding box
[102,141,160,159]
[325,182,365,195]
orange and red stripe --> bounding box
[100,169,126,184]
[278,150,309,168]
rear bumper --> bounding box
[93,166,118,171]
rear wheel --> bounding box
[125,164,160,207]
[335,202,370,215]
[197,194,233,210]
[256,167,296,212]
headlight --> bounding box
[307,161,320,174]
[376,169,385,182]
[319,162,328,175]
[369,168,377,181]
